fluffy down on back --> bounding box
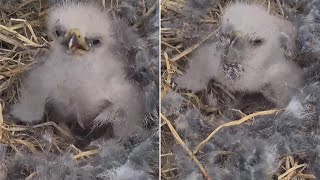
[176,3,302,107]
[10,2,144,143]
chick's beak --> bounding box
[62,28,89,54]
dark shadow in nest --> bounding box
[175,76,275,116]
[44,99,115,149]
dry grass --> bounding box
[0,0,49,107]
[0,0,56,159]
[160,0,316,179]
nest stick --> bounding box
[133,0,159,28]
[296,173,316,179]
[0,24,39,46]
[25,172,37,180]
[193,109,282,155]
[278,163,307,180]
[170,30,217,62]
[161,52,173,99]
[73,149,99,160]
[160,113,211,180]
[2,121,73,139]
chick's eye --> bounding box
[55,30,62,37]
[92,39,101,45]
[86,38,102,47]
[250,38,264,46]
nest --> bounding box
[0,0,159,179]
[161,0,318,179]
[0,0,52,154]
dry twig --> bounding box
[193,109,283,154]
[161,113,211,180]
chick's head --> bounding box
[47,2,114,56]
[218,3,284,81]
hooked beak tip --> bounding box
[63,31,89,54]
[68,35,75,50]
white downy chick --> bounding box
[176,3,302,107]
[10,2,144,140]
